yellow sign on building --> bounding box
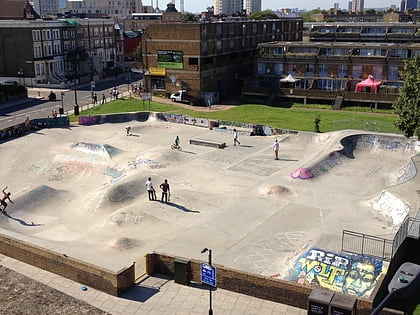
[149,67,166,76]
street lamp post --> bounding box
[74,55,80,116]
[60,92,64,115]
[201,248,213,315]
[17,68,24,86]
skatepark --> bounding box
[0,111,419,300]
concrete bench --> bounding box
[189,138,226,149]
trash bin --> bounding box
[330,293,356,315]
[307,288,334,315]
[209,120,215,130]
[174,258,190,285]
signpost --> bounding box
[201,248,215,315]
[201,263,216,287]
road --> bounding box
[0,73,142,130]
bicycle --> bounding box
[171,144,182,151]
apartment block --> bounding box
[0,19,123,87]
[140,18,302,101]
[242,22,420,106]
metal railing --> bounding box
[342,230,394,261]
[342,217,420,261]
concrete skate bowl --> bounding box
[305,133,419,227]
[307,133,418,180]
[0,185,72,234]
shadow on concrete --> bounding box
[166,202,200,213]
[121,274,170,302]
[3,213,43,227]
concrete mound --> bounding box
[106,237,139,250]
[72,142,121,158]
[258,185,289,196]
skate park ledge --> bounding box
[0,233,402,314]
[189,138,227,148]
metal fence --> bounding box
[342,217,420,261]
[342,230,394,261]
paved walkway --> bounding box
[0,254,306,315]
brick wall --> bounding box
[148,252,403,314]
[0,233,134,296]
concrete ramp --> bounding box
[72,142,121,158]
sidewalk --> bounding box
[0,254,306,314]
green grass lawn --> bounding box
[72,98,400,134]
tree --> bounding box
[181,12,199,22]
[392,55,420,138]
[248,10,278,20]
[65,47,89,80]
[301,9,324,22]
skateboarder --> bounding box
[159,179,170,203]
[1,187,14,214]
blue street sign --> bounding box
[201,263,217,287]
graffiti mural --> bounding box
[287,248,387,298]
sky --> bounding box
[172,0,399,13]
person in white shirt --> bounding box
[145,177,156,201]
[273,139,280,160]
[233,129,240,146]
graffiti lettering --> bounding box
[287,247,387,298]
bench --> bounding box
[189,138,226,149]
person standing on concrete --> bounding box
[159,179,170,203]
[93,93,98,105]
[1,187,14,214]
[102,93,106,104]
[145,177,156,201]
[233,129,240,146]
[273,139,280,160]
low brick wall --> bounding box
[0,233,134,296]
[148,252,402,315]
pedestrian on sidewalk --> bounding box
[273,139,280,160]
[102,93,106,104]
[233,128,240,146]
[93,93,97,105]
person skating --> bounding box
[1,187,14,214]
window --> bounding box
[352,65,362,78]
[388,66,399,80]
[305,63,314,75]
[360,48,386,57]
[319,64,328,77]
[32,30,41,41]
[337,64,348,78]
[257,62,266,75]
[372,66,383,80]
[389,49,408,58]
[188,58,198,65]
[286,63,296,75]
[274,63,283,75]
